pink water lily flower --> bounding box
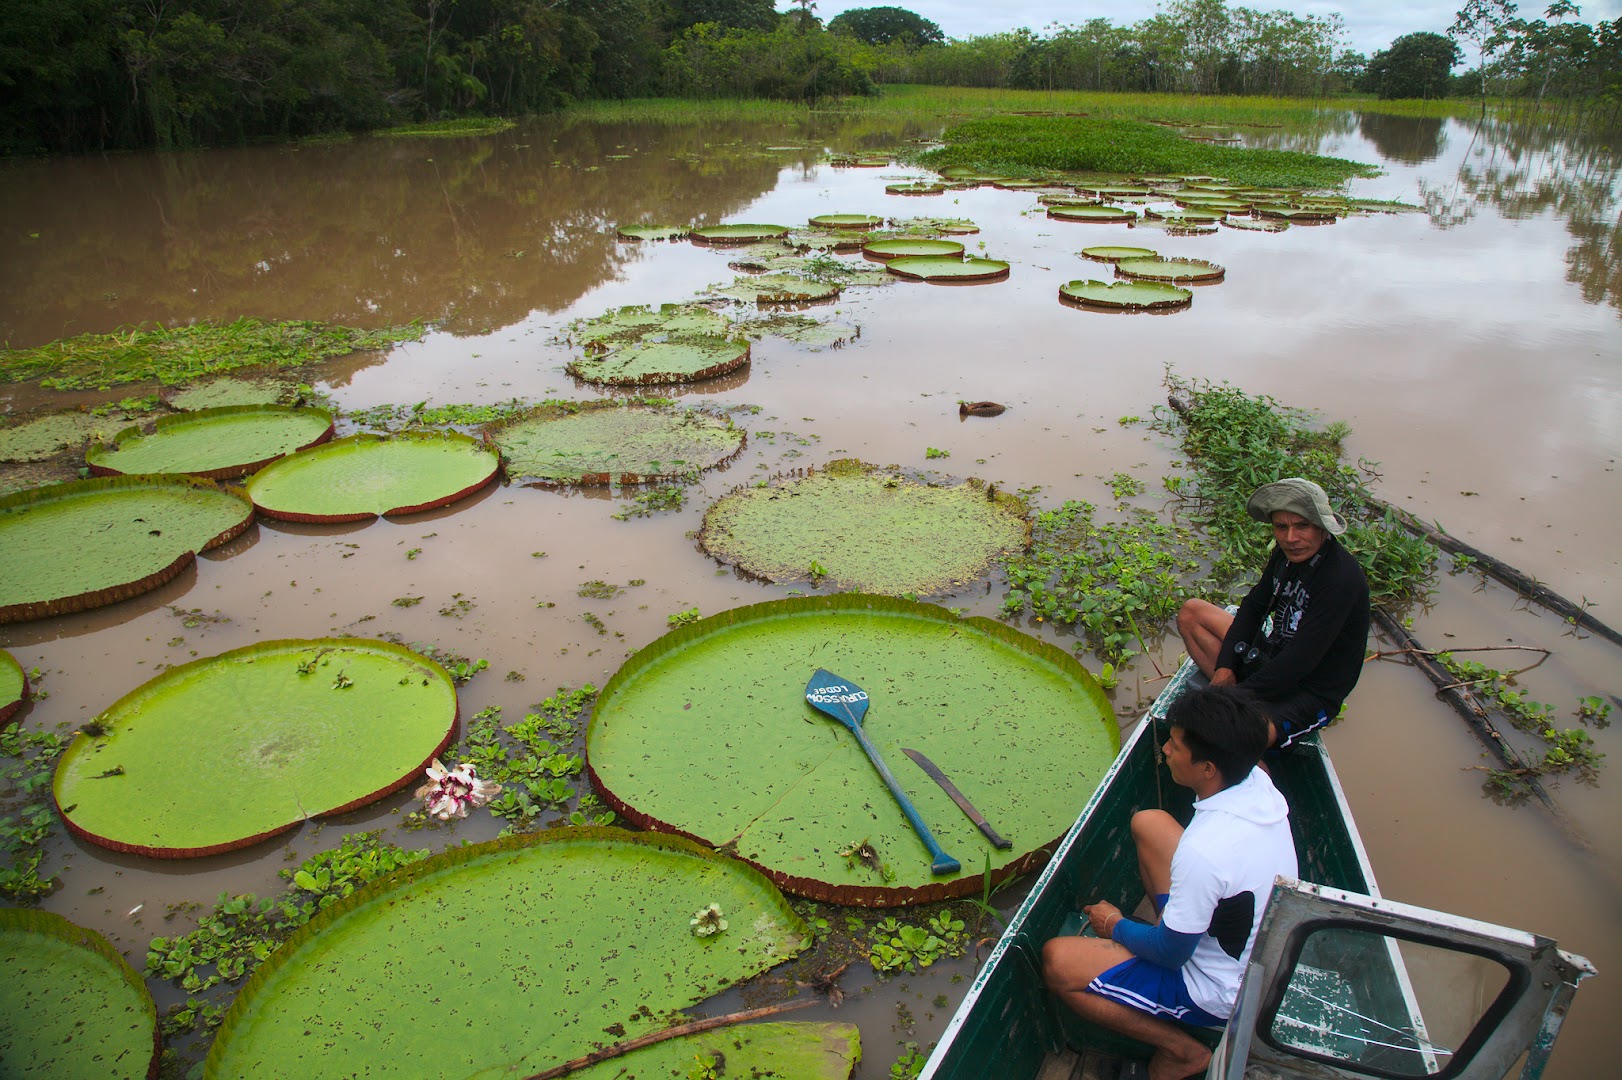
[415,758,502,821]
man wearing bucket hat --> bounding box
[1176,478,1370,749]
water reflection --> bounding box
[1357,113,1447,165]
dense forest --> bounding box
[1,0,1619,153]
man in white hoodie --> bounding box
[1042,685,1297,1080]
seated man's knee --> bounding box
[1131,808,1176,841]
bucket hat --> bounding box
[1246,477,1346,535]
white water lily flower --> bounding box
[415,758,502,821]
[690,903,727,938]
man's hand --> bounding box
[1082,901,1122,939]
[1210,667,1237,687]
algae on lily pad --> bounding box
[712,275,841,305]
[1114,257,1226,283]
[572,1022,860,1079]
[1059,279,1192,311]
[0,648,26,726]
[0,909,158,1079]
[55,638,457,857]
[588,594,1117,905]
[0,475,254,624]
[1080,245,1158,263]
[885,256,1009,283]
[568,338,751,387]
[862,238,964,260]
[699,459,1028,595]
[87,406,335,480]
[489,402,744,485]
[691,224,790,244]
[616,225,690,241]
[244,431,498,522]
[205,829,810,1078]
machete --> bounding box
[901,748,1012,849]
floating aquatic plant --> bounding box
[712,275,842,305]
[884,256,1010,283]
[1059,279,1193,312]
[1114,257,1226,283]
[862,238,965,261]
[245,431,498,523]
[0,649,25,726]
[691,223,791,245]
[488,402,744,485]
[1080,245,1157,263]
[1048,205,1137,223]
[87,405,335,480]
[568,338,752,386]
[808,214,883,229]
[616,225,691,241]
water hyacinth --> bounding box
[416,758,501,820]
[690,903,727,937]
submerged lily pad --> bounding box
[1059,279,1192,311]
[0,909,158,1078]
[488,403,744,485]
[808,213,883,229]
[616,224,690,241]
[588,595,1117,905]
[691,224,790,244]
[0,475,254,624]
[205,829,810,1077]
[87,406,335,480]
[1048,205,1137,223]
[54,638,457,857]
[885,256,1009,282]
[0,411,104,463]
[1080,245,1158,263]
[1114,257,1226,282]
[0,648,26,726]
[569,338,751,386]
[244,431,498,522]
[862,238,965,260]
[738,314,859,348]
[699,459,1027,595]
[712,275,842,305]
[166,377,290,411]
[573,1022,859,1079]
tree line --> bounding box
[2,1,1619,154]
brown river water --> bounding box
[1,109,1618,1077]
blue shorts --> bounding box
[1086,957,1226,1028]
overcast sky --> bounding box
[810,1,1622,60]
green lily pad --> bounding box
[572,304,732,353]
[1139,218,1220,236]
[0,909,158,1079]
[616,224,690,241]
[1048,205,1137,223]
[54,638,457,858]
[1222,216,1290,233]
[808,213,883,229]
[1149,204,1228,222]
[1114,257,1226,282]
[166,377,290,411]
[1080,245,1158,263]
[885,256,1009,282]
[698,459,1028,595]
[0,412,103,463]
[244,431,499,523]
[862,238,965,260]
[588,594,1117,905]
[488,403,744,485]
[691,224,790,244]
[0,475,254,624]
[712,275,842,305]
[1059,279,1193,311]
[568,338,752,387]
[205,828,810,1077]
[1255,204,1339,223]
[1174,194,1252,210]
[1347,199,1423,213]
[788,229,869,252]
[87,406,335,480]
[1040,193,1098,206]
[886,182,947,196]
[991,179,1048,189]
[894,216,979,234]
[738,314,860,348]
[572,1022,859,1079]
[0,648,26,726]
[761,256,891,287]
[1077,185,1151,199]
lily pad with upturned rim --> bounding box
[1254,205,1339,223]
[808,213,883,229]
[0,908,159,1079]
[573,1022,859,1079]
[1059,279,1192,311]
[0,648,27,726]
[568,338,752,387]
[1080,245,1158,263]
[884,256,1010,283]
[616,224,691,241]
[86,406,335,480]
[244,431,498,523]
[1222,216,1290,233]
[862,238,965,260]
[691,224,791,245]
[54,638,458,858]
[487,402,744,485]
[698,459,1028,595]
[587,594,1117,906]
[1048,205,1137,223]
[0,475,254,624]
[886,182,947,196]
[1114,257,1226,283]
[712,275,843,305]
[204,828,810,1078]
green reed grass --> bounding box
[379,117,517,138]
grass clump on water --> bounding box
[917,114,1378,189]
[378,117,516,138]
[1,318,424,391]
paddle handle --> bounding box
[851,726,961,876]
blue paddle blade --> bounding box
[805,668,869,728]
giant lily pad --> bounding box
[1048,205,1137,223]
[788,228,868,252]
[573,1022,859,1079]
[885,256,1009,283]
[166,377,290,411]
[87,406,334,480]
[1080,245,1157,263]
[1222,215,1290,233]
[0,648,26,726]
[1060,279,1192,311]
[0,475,254,624]
[886,182,946,196]
[588,595,1117,905]
[54,638,457,857]
[1115,257,1226,282]
[691,224,790,244]
[809,213,883,229]
[862,238,964,260]
[572,304,732,352]
[1255,204,1338,223]
[0,412,103,463]
[488,402,744,485]
[568,338,752,386]
[244,431,498,523]
[712,275,842,305]
[0,909,158,1078]
[204,828,810,1077]
[616,225,690,241]
[698,459,1028,594]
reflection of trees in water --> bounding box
[1422,117,1620,317]
[1236,110,1357,155]
[1356,113,1446,164]
[0,119,835,348]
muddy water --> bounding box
[1,112,1619,1077]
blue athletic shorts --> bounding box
[1086,956,1226,1028]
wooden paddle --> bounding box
[804,668,961,876]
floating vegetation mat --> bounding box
[54,638,457,857]
[0,909,158,1078]
[1115,257,1226,283]
[572,1022,858,1079]
[699,460,1028,595]
[244,431,498,522]
[1080,245,1158,263]
[886,256,1010,283]
[568,338,751,386]
[204,829,810,1077]
[87,405,335,480]
[862,238,965,260]
[1049,205,1137,223]
[0,475,253,624]
[615,224,690,241]
[0,648,25,726]
[588,595,1117,905]
[808,213,883,229]
[712,275,842,305]
[1060,279,1193,311]
[691,223,790,245]
[488,402,744,485]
